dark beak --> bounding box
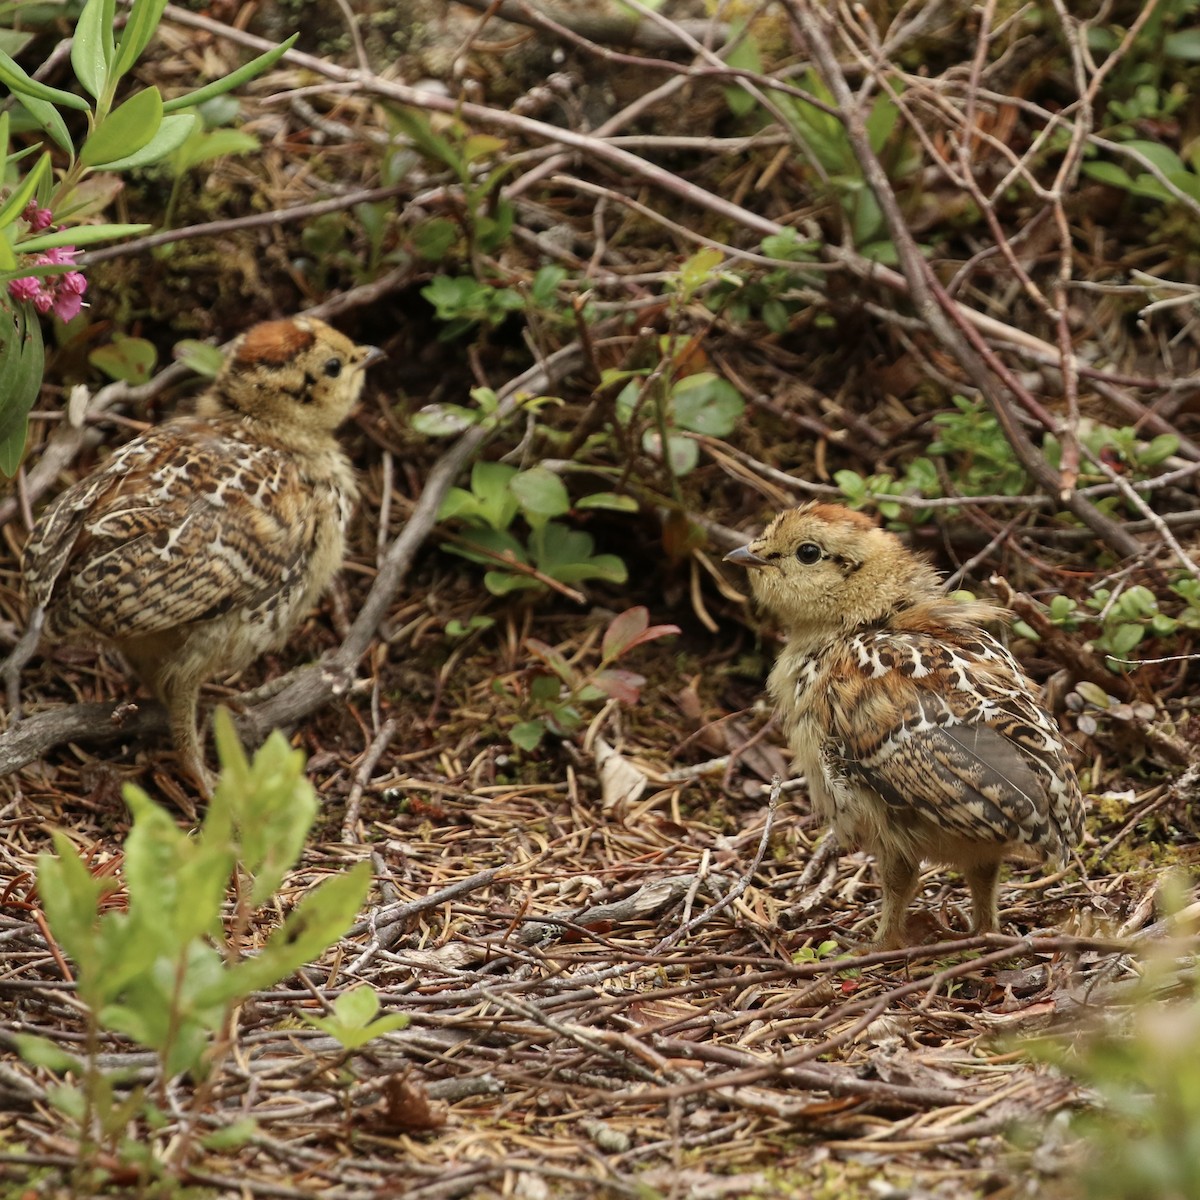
[724,545,770,568]
[360,346,387,368]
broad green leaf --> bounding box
[201,1119,260,1151]
[0,47,90,110]
[866,93,901,154]
[172,338,224,377]
[1165,29,1200,60]
[172,127,259,175]
[411,216,457,261]
[510,466,570,521]
[1106,623,1144,656]
[97,111,198,171]
[678,246,725,299]
[0,30,32,58]
[81,86,163,167]
[510,721,546,752]
[671,372,745,436]
[722,24,763,119]
[113,0,169,79]
[469,459,520,531]
[1122,139,1186,179]
[411,402,478,436]
[14,1034,85,1075]
[72,0,115,99]
[89,335,158,384]
[37,831,106,971]
[161,34,298,113]
[642,430,699,476]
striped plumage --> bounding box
[726,503,1083,948]
[22,316,383,791]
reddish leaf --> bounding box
[591,668,645,705]
[602,608,681,663]
[602,607,649,661]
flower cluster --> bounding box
[6,203,88,322]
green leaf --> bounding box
[678,247,725,299]
[172,338,225,378]
[15,223,151,252]
[0,47,91,110]
[510,721,546,752]
[172,127,259,175]
[722,24,763,119]
[81,86,164,167]
[13,95,74,155]
[411,216,457,261]
[213,863,371,1002]
[1123,139,1187,179]
[0,30,33,58]
[670,372,745,436]
[96,111,198,171]
[642,430,699,476]
[88,335,158,384]
[112,0,169,79]
[575,492,638,512]
[468,459,519,531]
[510,467,570,521]
[201,1119,260,1151]
[1165,29,1200,60]
[0,152,50,230]
[14,1033,85,1075]
[0,304,44,477]
[72,0,115,99]
[411,402,479,437]
[834,469,867,500]
[162,34,298,113]
[1106,623,1145,656]
[211,710,316,907]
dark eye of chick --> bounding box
[796,542,822,565]
[323,358,343,378]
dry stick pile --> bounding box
[2,0,1199,1194]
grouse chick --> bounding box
[22,316,384,791]
[725,502,1083,948]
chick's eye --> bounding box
[796,542,822,565]
[323,357,343,378]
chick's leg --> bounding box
[124,640,214,797]
[165,680,214,798]
[874,846,920,950]
[964,859,1001,935]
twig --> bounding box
[340,718,398,843]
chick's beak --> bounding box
[360,346,387,369]
[724,545,770,568]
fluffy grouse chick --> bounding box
[726,503,1083,948]
[22,316,384,791]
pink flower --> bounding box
[21,202,52,233]
[38,245,77,266]
[7,276,41,303]
[7,245,88,321]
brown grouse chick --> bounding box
[22,316,383,791]
[726,503,1083,948]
